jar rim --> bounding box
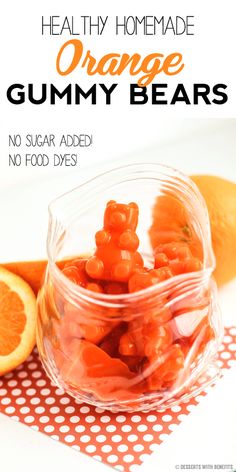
[49,258,213,310]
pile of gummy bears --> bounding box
[50,199,214,404]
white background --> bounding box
[0,1,236,471]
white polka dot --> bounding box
[227,359,236,367]
[70,416,80,424]
[90,425,101,433]
[17,371,28,379]
[149,443,159,452]
[137,424,147,432]
[24,416,35,424]
[35,406,45,414]
[20,407,30,414]
[143,434,154,442]
[59,425,70,433]
[107,455,118,464]
[123,454,134,463]
[28,362,37,370]
[85,415,95,423]
[100,415,111,423]
[59,397,70,405]
[36,379,46,387]
[4,373,13,379]
[75,425,85,433]
[72,445,80,451]
[22,380,32,387]
[26,388,36,396]
[0,389,7,396]
[16,397,26,405]
[50,406,60,414]
[12,389,21,396]
[41,388,51,396]
[30,397,40,405]
[229,327,236,336]
[159,433,169,441]
[7,380,17,387]
[186,404,196,412]
[229,343,236,351]
[55,415,65,423]
[171,405,182,412]
[115,466,124,472]
[195,395,205,403]
[65,435,75,443]
[11,416,20,422]
[131,415,141,423]
[221,351,231,359]
[130,465,140,472]
[95,407,104,413]
[101,445,112,453]
[111,434,122,443]
[162,415,172,422]
[96,434,106,443]
[31,425,39,431]
[80,435,90,443]
[178,414,187,421]
[133,444,144,452]
[116,415,126,423]
[121,425,132,432]
[86,445,96,453]
[117,444,128,452]
[127,434,138,442]
[44,425,55,433]
[93,455,102,462]
[65,406,75,414]
[168,423,179,431]
[5,406,15,414]
[45,397,55,405]
[106,425,116,432]
[39,416,49,424]
[55,388,64,396]
[153,424,163,432]
[1,398,11,405]
[32,371,42,378]
[147,415,157,422]
[80,406,90,414]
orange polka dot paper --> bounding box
[0,327,236,472]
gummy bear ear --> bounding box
[107,200,116,207]
[129,202,138,210]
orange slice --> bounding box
[0,267,36,376]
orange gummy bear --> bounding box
[85,201,143,282]
[146,344,185,390]
[62,258,105,293]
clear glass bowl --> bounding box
[37,163,223,412]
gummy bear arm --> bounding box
[95,230,111,246]
[118,231,139,251]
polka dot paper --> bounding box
[0,327,236,472]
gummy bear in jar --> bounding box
[37,163,222,412]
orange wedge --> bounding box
[0,267,37,376]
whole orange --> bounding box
[191,175,236,286]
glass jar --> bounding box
[37,163,223,412]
